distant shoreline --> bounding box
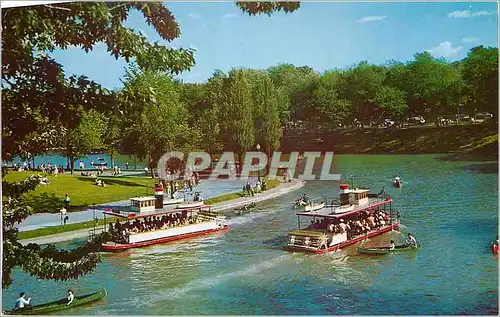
[281,123,498,160]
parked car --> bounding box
[408,116,426,125]
[436,115,455,126]
[456,114,473,123]
[474,112,493,123]
[384,119,395,128]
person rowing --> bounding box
[389,240,396,250]
[14,292,31,310]
[67,289,74,306]
[405,233,418,247]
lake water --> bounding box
[3,155,498,315]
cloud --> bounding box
[426,41,463,58]
[461,37,479,43]
[222,13,238,19]
[447,10,495,18]
[357,15,386,23]
[188,12,201,19]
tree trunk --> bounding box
[170,181,175,199]
[70,156,75,175]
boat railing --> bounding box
[88,227,105,241]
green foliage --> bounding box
[2,173,100,288]
[218,70,255,157]
[120,68,194,170]
[375,86,407,119]
[461,46,498,115]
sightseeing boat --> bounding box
[98,194,227,251]
[285,184,400,254]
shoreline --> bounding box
[18,179,305,245]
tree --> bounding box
[64,109,107,173]
[247,71,283,156]
[341,62,386,126]
[267,64,320,124]
[460,46,498,116]
[2,174,101,289]
[218,70,255,164]
[405,52,461,119]
[119,68,193,177]
[375,86,407,124]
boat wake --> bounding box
[134,254,296,306]
[226,209,276,227]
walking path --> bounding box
[19,179,305,245]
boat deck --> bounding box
[296,197,391,218]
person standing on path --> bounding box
[64,194,70,210]
[125,161,129,170]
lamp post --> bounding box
[256,143,261,181]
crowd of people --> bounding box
[242,179,266,197]
[308,208,394,240]
[108,212,208,243]
[11,162,67,174]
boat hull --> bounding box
[284,223,400,254]
[102,225,228,251]
[6,290,107,315]
[357,244,419,255]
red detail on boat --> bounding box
[284,223,400,254]
[102,226,229,251]
[493,243,498,254]
[385,197,391,200]
[128,213,136,217]
[340,184,349,190]
[155,188,163,191]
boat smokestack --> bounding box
[155,186,164,209]
[340,184,350,206]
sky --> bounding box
[45,1,499,90]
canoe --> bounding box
[357,244,419,255]
[6,289,107,315]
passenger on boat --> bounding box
[67,289,74,306]
[405,233,418,247]
[14,292,31,310]
[389,240,396,250]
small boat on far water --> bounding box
[393,175,402,188]
[5,289,107,315]
[357,244,419,255]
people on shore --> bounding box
[14,292,31,310]
[64,194,70,209]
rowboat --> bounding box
[296,202,325,212]
[6,289,107,315]
[357,244,419,255]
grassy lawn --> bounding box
[3,172,156,213]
